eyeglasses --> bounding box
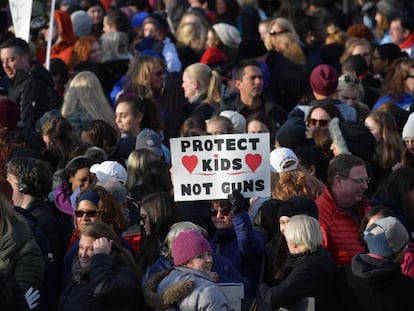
[269,30,287,36]
[343,75,361,84]
[339,174,371,185]
[75,210,100,218]
[307,118,330,127]
[210,208,231,217]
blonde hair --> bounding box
[124,55,167,98]
[184,62,223,105]
[271,167,324,201]
[175,22,207,53]
[125,149,159,191]
[340,37,371,64]
[62,71,117,131]
[264,17,299,51]
[325,24,349,46]
[284,214,322,253]
[272,32,307,66]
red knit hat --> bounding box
[310,64,338,96]
[0,98,20,129]
[172,230,212,266]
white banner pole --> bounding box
[45,0,57,70]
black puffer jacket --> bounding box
[57,254,143,311]
[7,62,61,129]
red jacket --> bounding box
[316,186,371,266]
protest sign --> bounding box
[170,133,270,201]
[9,0,32,42]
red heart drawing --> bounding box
[182,155,198,174]
[245,154,262,173]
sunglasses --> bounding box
[210,208,231,217]
[343,75,361,84]
[75,210,100,218]
[269,29,287,36]
[307,118,330,127]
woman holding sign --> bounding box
[210,190,265,297]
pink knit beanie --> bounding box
[172,230,212,266]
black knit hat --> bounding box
[329,118,376,162]
[277,196,319,220]
[237,37,267,60]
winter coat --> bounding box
[7,62,61,129]
[144,253,251,294]
[335,253,414,311]
[0,220,45,292]
[316,186,371,266]
[257,247,336,311]
[210,211,265,296]
[162,37,182,73]
[156,267,230,311]
[222,93,287,132]
[57,253,142,311]
[50,10,77,66]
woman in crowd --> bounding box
[53,156,95,244]
[336,72,370,121]
[306,102,343,135]
[41,116,88,172]
[121,55,167,103]
[115,93,162,138]
[210,190,264,296]
[62,71,118,135]
[365,109,404,192]
[257,214,336,310]
[373,58,414,110]
[58,222,144,311]
[136,192,177,275]
[69,35,103,69]
[174,22,207,68]
[152,230,230,310]
[182,62,223,121]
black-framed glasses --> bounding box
[307,118,330,127]
[343,75,361,84]
[339,174,371,185]
[75,210,100,218]
[269,29,287,36]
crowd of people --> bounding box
[1,0,414,310]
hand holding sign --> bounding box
[170,133,271,201]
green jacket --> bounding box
[0,220,45,292]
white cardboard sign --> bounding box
[9,0,33,43]
[170,133,271,201]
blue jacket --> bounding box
[210,211,265,296]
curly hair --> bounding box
[271,167,324,201]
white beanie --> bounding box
[402,112,414,140]
[212,23,241,49]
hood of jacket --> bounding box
[351,253,401,290]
